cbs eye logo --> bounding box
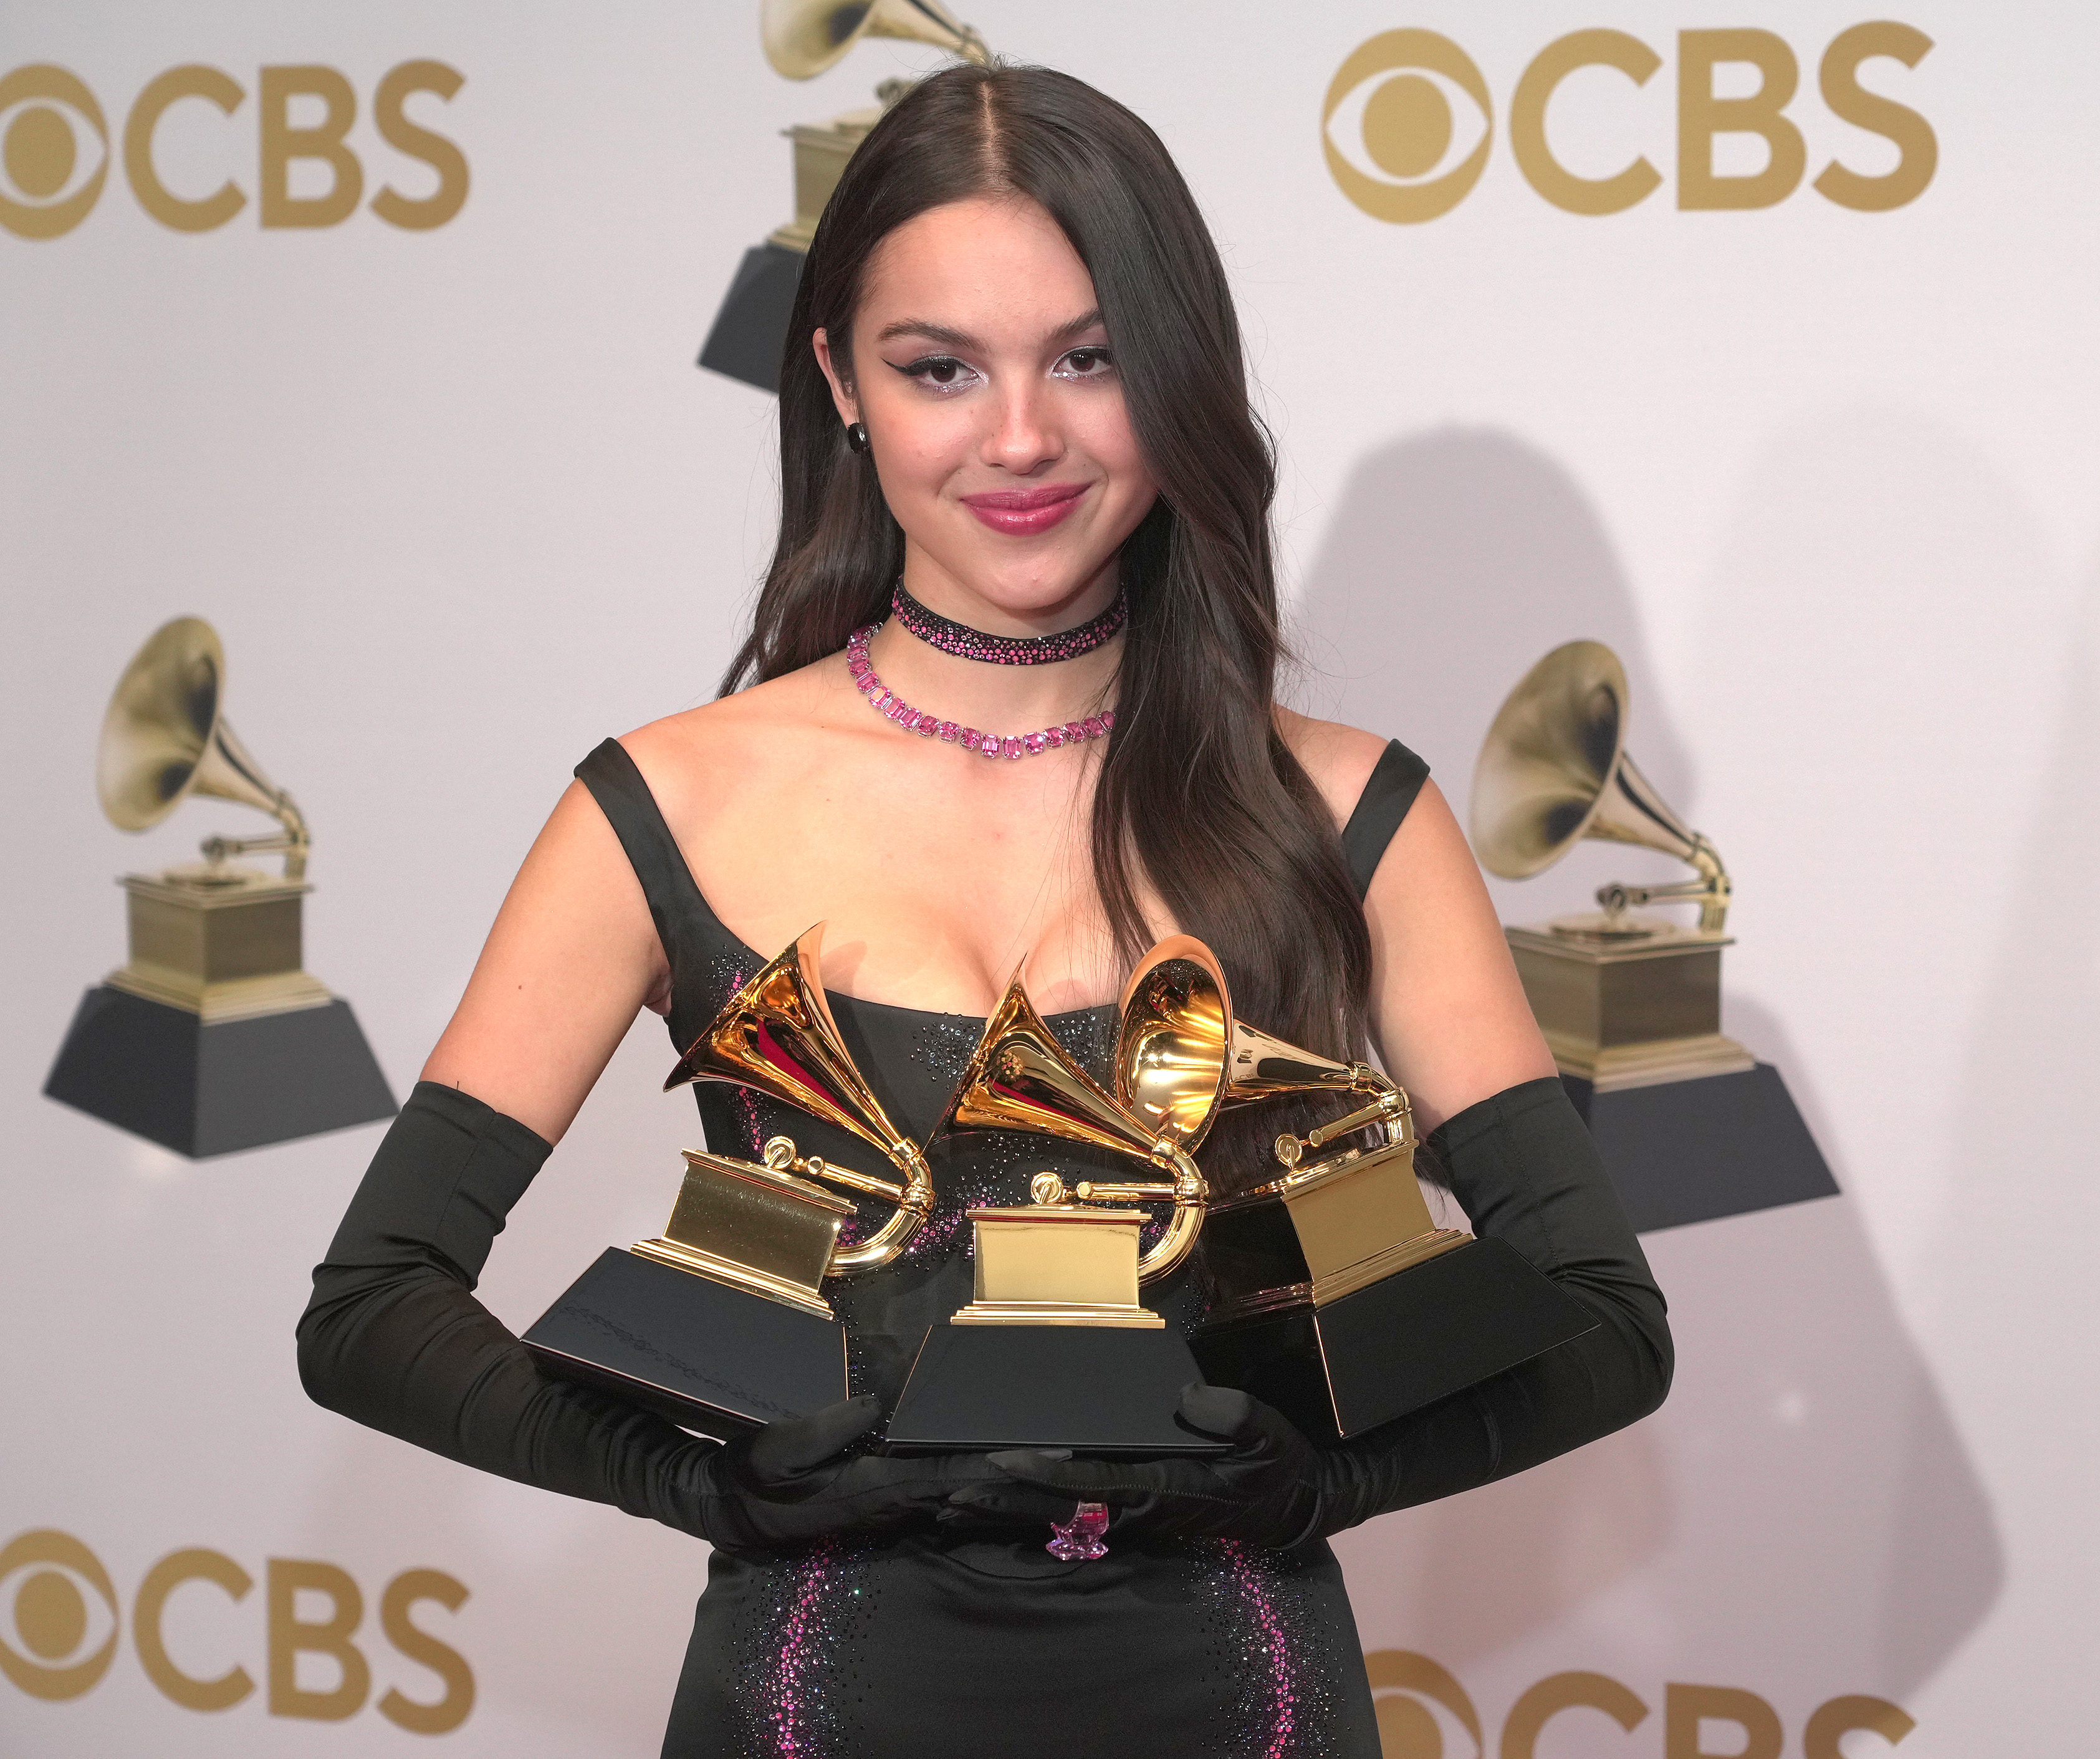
[0,1531,120,1700]
[1363,1650,1917,1759]
[1325,24,1935,221]
[1323,30,1495,223]
[0,59,466,239]
[0,67,110,241]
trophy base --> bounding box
[883,1323,1229,1455]
[524,1247,848,1441]
[42,983,395,1157]
[1565,1062,1837,1234]
[1188,1237,1598,1442]
[698,242,804,393]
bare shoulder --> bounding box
[617,656,840,825]
[1273,706,1391,830]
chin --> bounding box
[928,543,1110,616]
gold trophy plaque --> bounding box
[884,942,1225,1453]
[1472,641,1755,1092]
[524,925,934,1438]
[43,616,394,1156]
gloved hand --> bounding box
[943,1384,1332,1551]
[673,1394,1002,1551]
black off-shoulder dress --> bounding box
[300,736,1671,1759]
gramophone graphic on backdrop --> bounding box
[1470,641,1836,1232]
[43,618,396,1157]
[698,0,990,391]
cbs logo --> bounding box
[0,60,466,240]
[1365,1651,1914,1758]
[1325,24,1934,221]
[0,1528,472,1734]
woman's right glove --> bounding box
[942,1384,1331,1549]
[298,1083,989,1551]
[679,1394,997,1550]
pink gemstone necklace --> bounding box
[845,624,1115,760]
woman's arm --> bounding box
[420,776,669,1143]
[298,767,990,1544]
[1359,778,1559,1131]
[1333,749,1671,1517]
[976,727,1672,1540]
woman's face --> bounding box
[815,195,1158,628]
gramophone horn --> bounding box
[761,0,990,81]
[1113,936,1232,1152]
[937,958,1209,1284]
[1469,639,1730,933]
[664,923,933,1271]
[97,616,310,881]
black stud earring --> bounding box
[846,421,870,454]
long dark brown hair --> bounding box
[722,64,1374,1186]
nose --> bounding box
[977,376,1062,476]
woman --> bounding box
[299,63,1670,1757]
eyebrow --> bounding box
[874,309,1105,350]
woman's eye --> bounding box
[894,355,979,393]
[1056,347,1115,380]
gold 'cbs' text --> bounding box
[0,61,466,239]
[1325,24,1934,221]
[0,1529,473,1734]
[1365,1651,1915,1758]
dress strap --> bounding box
[1339,739,1430,902]
[573,739,714,1025]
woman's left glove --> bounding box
[944,1384,1333,1550]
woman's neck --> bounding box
[867,558,1124,732]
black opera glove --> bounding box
[947,1384,1332,1551]
[298,1082,992,1552]
[696,1396,1001,1551]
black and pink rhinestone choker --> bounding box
[846,625,1115,760]
[889,581,1127,665]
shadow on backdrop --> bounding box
[1302,426,2000,1700]
[1290,428,1692,860]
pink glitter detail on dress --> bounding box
[760,1538,835,1757]
[1220,1541,1298,1759]
[844,625,1115,761]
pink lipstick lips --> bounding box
[960,480,1090,535]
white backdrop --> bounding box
[3,2,2094,1753]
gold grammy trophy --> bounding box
[884,940,1226,1453]
[43,616,395,1156]
[1110,944,1598,1440]
[1472,640,1755,1091]
[524,925,934,1438]
[699,1,992,390]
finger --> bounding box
[742,1394,884,1486]
[982,1451,1132,1494]
[985,1453,1212,1502]
[946,1480,1084,1523]
[1176,1383,1260,1440]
